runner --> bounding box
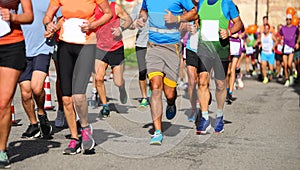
[279,14,300,86]
[43,0,112,154]
[129,2,149,107]
[227,14,244,104]
[255,23,277,84]
[0,0,33,168]
[18,0,53,139]
[136,0,197,145]
[244,27,258,77]
[274,24,283,80]
[195,0,243,135]
[295,22,300,83]
[94,0,132,118]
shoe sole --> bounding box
[150,140,162,145]
[82,139,95,151]
[0,164,11,169]
[63,147,81,155]
[21,131,41,139]
[214,129,224,134]
[196,125,211,135]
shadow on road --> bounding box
[8,139,61,163]
[143,122,192,137]
[93,129,122,145]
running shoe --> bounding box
[166,104,176,120]
[100,105,110,119]
[263,77,269,84]
[289,76,294,86]
[81,124,95,151]
[139,98,149,108]
[38,113,52,137]
[63,138,81,155]
[55,109,65,128]
[119,87,128,104]
[214,116,224,133]
[0,151,10,169]
[252,70,257,76]
[150,130,163,145]
[196,117,211,135]
[284,80,290,87]
[188,110,197,122]
[21,124,41,138]
[245,71,251,78]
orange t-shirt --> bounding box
[50,0,104,44]
[0,0,24,45]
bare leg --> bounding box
[150,76,163,131]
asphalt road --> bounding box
[7,62,300,170]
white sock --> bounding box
[216,109,223,117]
[202,111,209,120]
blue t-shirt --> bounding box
[18,0,54,57]
[198,0,239,20]
[142,0,195,44]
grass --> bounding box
[124,48,137,67]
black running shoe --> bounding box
[100,105,110,119]
[63,138,81,155]
[21,124,41,138]
[38,113,52,137]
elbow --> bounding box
[25,12,34,24]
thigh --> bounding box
[107,47,125,67]
[0,67,22,106]
[213,58,229,80]
[146,45,165,76]
[58,41,78,96]
[72,44,96,95]
[18,58,33,83]
[136,46,147,72]
[32,54,51,74]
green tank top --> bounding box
[197,0,230,60]
[246,34,255,47]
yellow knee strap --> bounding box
[148,71,164,80]
[163,77,177,88]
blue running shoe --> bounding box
[196,117,211,135]
[166,104,176,120]
[150,130,163,145]
[188,110,196,122]
[214,116,224,133]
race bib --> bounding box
[201,20,219,41]
[246,46,254,55]
[62,18,87,43]
[0,15,11,37]
[190,31,199,50]
[283,44,294,54]
[230,41,241,55]
[277,44,283,52]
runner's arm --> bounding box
[116,4,133,31]
[0,0,33,24]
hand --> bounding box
[80,21,94,33]
[111,27,122,37]
[136,17,145,28]
[164,9,177,24]
[295,43,299,50]
[190,24,198,35]
[0,7,11,21]
[45,21,57,33]
[44,30,54,38]
[219,28,229,39]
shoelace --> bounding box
[151,132,161,138]
[82,128,91,141]
[68,140,77,148]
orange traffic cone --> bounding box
[44,73,54,110]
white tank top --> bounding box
[261,33,274,54]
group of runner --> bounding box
[0,0,299,168]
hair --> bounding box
[264,23,270,29]
[263,16,268,20]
